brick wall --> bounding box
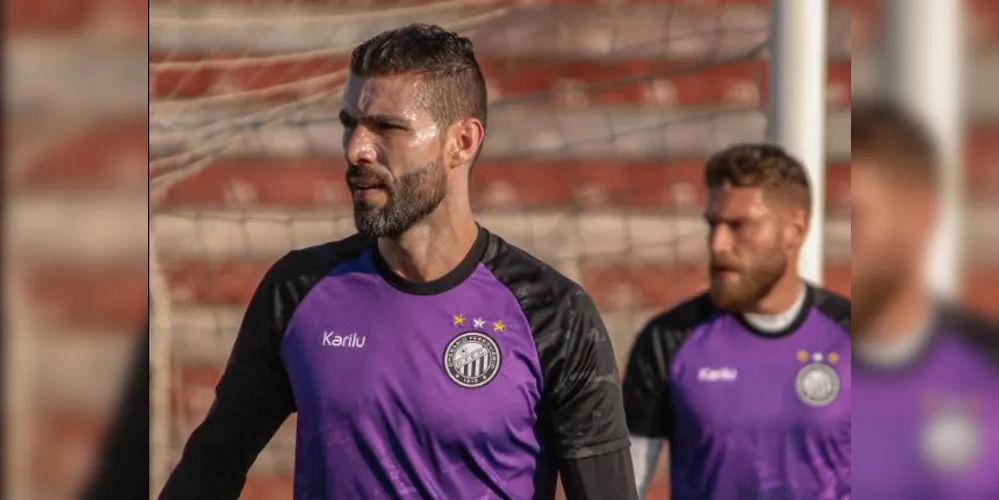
[147,1,852,498]
[7,0,147,497]
[8,0,974,498]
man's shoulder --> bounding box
[268,233,374,282]
[478,228,585,310]
[628,293,717,365]
[937,304,999,366]
[809,285,851,333]
[645,292,718,336]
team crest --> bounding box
[919,397,982,472]
[443,331,502,388]
[795,362,841,407]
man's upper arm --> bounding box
[623,293,713,440]
[480,237,635,498]
[534,289,637,499]
[622,320,676,440]
[160,255,303,500]
[559,448,638,500]
[542,289,631,460]
[621,298,708,496]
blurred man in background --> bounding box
[852,101,999,499]
[160,24,636,500]
[623,144,851,499]
[76,316,149,500]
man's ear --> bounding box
[904,183,939,245]
[786,207,810,248]
[448,117,485,169]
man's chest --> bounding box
[853,368,999,497]
[670,330,852,431]
[280,284,543,441]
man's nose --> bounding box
[709,226,734,255]
[344,127,377,165]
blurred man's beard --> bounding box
[353,160,447,238]
[709,251,787,312]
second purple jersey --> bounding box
[623,287,851,500]
[853,308,999,500]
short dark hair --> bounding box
[350,24,488,134]
[852,100,939,186]
[704,143,812,212]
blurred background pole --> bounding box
[150,239,172,495]
[5,267,36,500]
[768,0,828,284]
[883,0,964,298]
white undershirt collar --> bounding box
[742,283,808,332]
[855,309,937,368]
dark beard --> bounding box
[709,252,787,312]
[350,160,447,238]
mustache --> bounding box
[346,164,391,187]
[710,257,741,272]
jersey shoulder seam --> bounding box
[938,305,999,363]
[810,286,851,336]
[479,231,586,324]
[641,292,717,364]
[271,233,373,280]
[268,234,374,338]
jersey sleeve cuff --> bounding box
[555,435,632,460]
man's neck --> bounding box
[749,271,804,315]
[743,282,806,331]
[857,274,932,343]
[377,206,479,283]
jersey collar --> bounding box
[734,283,814,339]
[372,224,488,296]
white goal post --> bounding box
[769,0,828,285]
[883,0,964,298]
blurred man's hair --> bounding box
[852,100,939,187]
[704,143,812,212]
[350,24,488,134]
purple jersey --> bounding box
[853,308,999,499]
[623,288,851,499]
[161,226,636,500]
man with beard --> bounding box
[622,144,851,499]
[160,24,637,500]
[851,101,999,499]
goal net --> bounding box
[149,0,851,497]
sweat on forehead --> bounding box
[342,75,431,117]
[347,23,488,130]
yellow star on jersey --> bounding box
[492,320,506,333]
[453,313,465,326]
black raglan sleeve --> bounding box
[159,254,302,500]
[540,289,637,500]
[622,320,675,440]
[559,450,638,500]
[813,286,851,335]
[623,295,711,440]
[941,304,999,366]
[481,233,636,499]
